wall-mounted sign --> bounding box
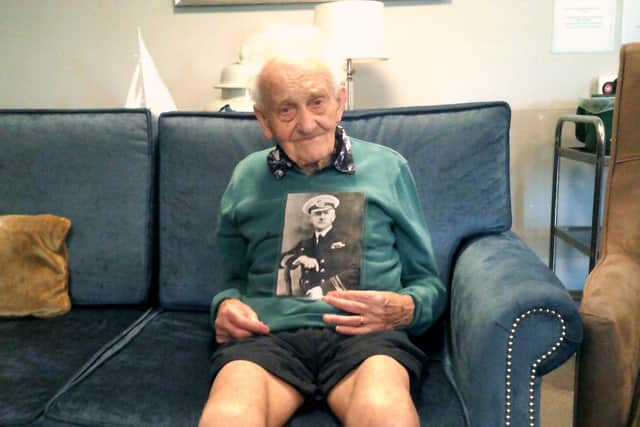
[552,0,616,53]
[622,0,640,43]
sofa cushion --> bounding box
[157,103,511,309]
[45,311,465,427]
[0,308,149,425]
[0,214,71,318]
[45,311,214,427]
[157,113,267,310]
[341,103,512,284]
[0,110,154,305]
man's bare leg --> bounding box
[327,355,419,427]
[199,360,304,427]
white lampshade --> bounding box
[314,0,387,63]
[214,62,250,89]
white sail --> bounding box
[125,28,177,115]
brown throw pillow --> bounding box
[0,214,72,318]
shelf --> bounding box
[554,226,596,256]
[558,146,610,166]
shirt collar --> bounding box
[266,124,355,180]
[315,226,332,240]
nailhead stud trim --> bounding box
[504,308,566,427]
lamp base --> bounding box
[346,58,354,110]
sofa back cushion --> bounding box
[0,110,154,305]
[157,103,511,310]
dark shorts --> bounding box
[210,328,427,401]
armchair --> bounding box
[575,43,640,427]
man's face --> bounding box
[254,60,346,173]
[309,208,335,232]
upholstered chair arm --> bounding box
[575,254,640,427]
[447,231,582,427]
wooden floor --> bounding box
[541,355,576,427]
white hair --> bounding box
[240,25,346,109]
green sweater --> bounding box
[211,138,447,335]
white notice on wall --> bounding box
[552,0,616,53]
[622,0,640,43]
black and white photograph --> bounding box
[276,192,364,299]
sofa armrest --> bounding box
[447,231,582,427]
[575,254,640,427]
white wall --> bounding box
[1,0,622,290]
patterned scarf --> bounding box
[267,125,355,180]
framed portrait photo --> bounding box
[276,192,364,299]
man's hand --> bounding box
[292,255,320,271]
[322,290,415,335]
[214,298,270,344]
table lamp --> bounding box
[314,0,388,110]
[208,49,253,112]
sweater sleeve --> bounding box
[393,162,448,335]
[209,179,247,328]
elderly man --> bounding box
[199,27,447,427]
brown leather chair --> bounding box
[575,43,640,427]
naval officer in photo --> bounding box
[280,194,361,299]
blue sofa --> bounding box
[0,103,582,427]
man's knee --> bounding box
[350,386,415,418]
[199,360,303,427]
[199,361,269,427]
[344,356,418,427]
[199,398,266,427]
